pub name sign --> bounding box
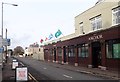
[88,34,103,41]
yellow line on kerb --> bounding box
[28,73,39,82]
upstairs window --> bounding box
[90,15,102,31]
[112,6,120,25]
[79,22,85,34]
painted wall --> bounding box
[75,1,119,35]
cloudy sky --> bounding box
[0,0,98,49]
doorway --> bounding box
[92,42,101,68]
[54,48,56,61]
[63,46,66,63]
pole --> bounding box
[2,3,3,39]
[5,29,7,63]
[1,2,18,64]
[0,3,4,82]
[1,2,3,69]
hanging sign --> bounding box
[88,34,103,41]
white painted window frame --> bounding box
[112,6,120,25]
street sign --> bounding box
[3,38,11,46]
[0,38,11,46]
[0,48,4,53]
[16,67,28,81]
[7,39,10,46]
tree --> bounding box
[13,46,24,56]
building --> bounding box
[44,0,120,71]
[26,43,44,60]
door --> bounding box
[63,46,66,63]
[92,42,101,68]
[54,48,56,61]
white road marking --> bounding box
[43,67,47,69]
[76,70,80,71]
[63,74,72,79]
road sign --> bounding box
[0,48,4,53]
[16,67,28,81]
[0,38,11,46]
[7,39,10,46]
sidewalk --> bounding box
[44,60,120,80]
[2,57,15,82]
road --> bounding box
[15,57,109,80]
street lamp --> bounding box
[1,2,18,68]
[2,2,18,39]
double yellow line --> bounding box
[28,73,39,82]
[20,62,39,82]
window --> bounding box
[90,15,102,31]
[112,6,120,25]
[106,39,120,58]
[49,49,53,56]
[106,41,113,58]
[68,46,75,57]
[79,22,85,34]
[58,47,62,56]
[113,44,120,58]
[78,44,89,57]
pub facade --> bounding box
[44,0,120,71]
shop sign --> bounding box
[88,34,103,41]
[16,67,28,81]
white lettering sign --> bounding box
[88,35,103,41]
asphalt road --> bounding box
[15,57,109,80]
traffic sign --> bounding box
[0,47,4,53]
[0,38,11,46]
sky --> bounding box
[0,0,98,49]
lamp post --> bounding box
[2,2,18,39]
[1,2,18,67]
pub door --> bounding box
[63,46,66,63]
[54,48,56,61]
[92,42,101,68]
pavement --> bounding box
[46,61,120,80]
[1,56,120,81]
[2,57,15,82]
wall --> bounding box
[75,1,118,35]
